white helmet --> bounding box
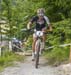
[37,8,45,16]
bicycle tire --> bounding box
[35,41,40,68]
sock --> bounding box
[35,51,37,55]
[41,42,45,50]
[32,52,35,59]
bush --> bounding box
[0,51,24,71]
[44,46,69,65]
[44,19,71,65]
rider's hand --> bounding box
[46,29,53,33]
[27,28,31,32]
[27,26,31,31]
[49,28,52,32]
[48,30,52,33]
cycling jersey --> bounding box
[30,16,50,30]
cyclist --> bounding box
[27,8,52,61]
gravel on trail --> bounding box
[0,56,65,75]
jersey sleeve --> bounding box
[44,16,50,26]
[30,16,36,23]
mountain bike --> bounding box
[34,31,44,68]
[21,28,50,68]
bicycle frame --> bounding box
[35,31,44,68]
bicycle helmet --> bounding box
[37,8,45,16]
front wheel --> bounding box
[35,40,40,68]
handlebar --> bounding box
[21,28,35,32]
[21,28,53,34]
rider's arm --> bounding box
[48,24,52,31]
[44,16,52,31]
[27,22,32,29]
[27,16,36,29]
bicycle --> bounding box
[21,28,51,68]
[34,30,44,68]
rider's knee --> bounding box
[42,35,46,42]
[33,33,37,42]
[33,38,37,43]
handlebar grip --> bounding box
[27,29,31,31]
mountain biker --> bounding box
[27,8,52,61]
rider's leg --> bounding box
[32,34,37,60]
[41,27,46,50]
[39,34,46,54]
[42,34,46,49]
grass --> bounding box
[43,46,69,66]
[0,51,25,71]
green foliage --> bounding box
[44,19,71,65]
[0,0,71,65]
[0,51,24,71]
[44,46,69,65]
[46,19,71,46]
[1,0,71,39]
[45,0,71,22]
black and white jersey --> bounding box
[30,16,50,30]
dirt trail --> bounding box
[0,56,61,75]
